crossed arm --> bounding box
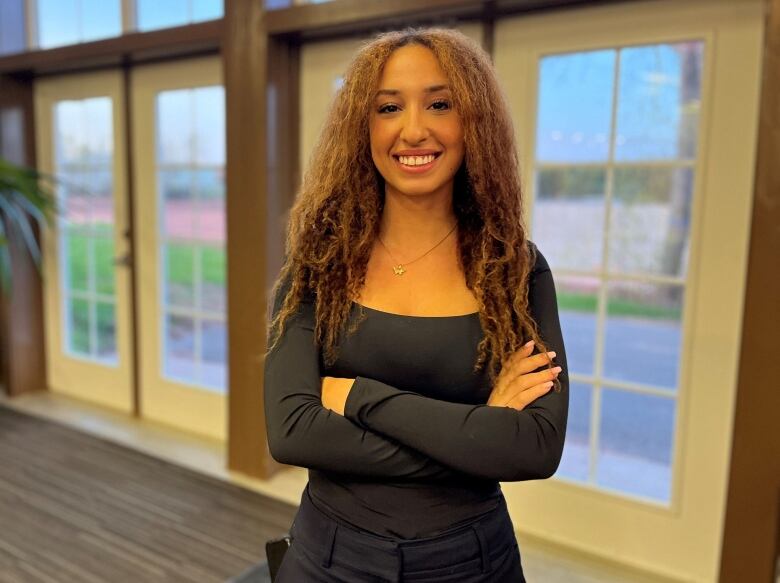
[263,248,569,482]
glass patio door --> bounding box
[130,56,227,440]
[35,70,134,412]
[492,1,763,580]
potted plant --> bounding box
[0,156,59,396]
[0,157,59,293]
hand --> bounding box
[320,376,355,416]
[488,341,561,411]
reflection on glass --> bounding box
[604,281,683,390]
[616,43,702,161]
[555,275,598,376]
[38,0,121,49]
[536,50,615,163]
[532,167,605,271]
[597,389,675,502]
[610,167,692,277]
[557,382,592,481]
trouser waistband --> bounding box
[290,484,516,578]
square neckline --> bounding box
[351,301,480,319]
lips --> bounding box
[393,152,441,173]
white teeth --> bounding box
[398,154,435,166]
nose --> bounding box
[399,106,429,145]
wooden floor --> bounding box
[0,406,294,583]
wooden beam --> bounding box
[0,19,223,76]
[264,0,629,39]
[718,0,780,580]
[224,0,294,479]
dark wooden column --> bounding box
[0,73,47,397]
[718,0,780,580]
[224,0,298,479]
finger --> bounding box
[506,381,554,411]
[504,350,556,385]
[507,366,562,393]
[496,343,535,392]
[501,341,534,369]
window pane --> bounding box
[165,244,195,308]
[199,318,226,389]
[609,166,693,277]
[536,50,615,163]
[200,245,225,312]
[95,300,117,359]
[0,0,26,56]
[53,97,118,364]
[67,296,91,355]
[156,85,227,392]
[194,87,225,165]
[81,0,121,43]
[160,169,196,240]
[557,275,598,377]
[532,166,606,272]
[557,382,592,481]
[615,42,703,161]
[157,90,193,164]
[604,281,684,391]
[38,0,120,49]
[597,389,676,502]
[94,234,115,295]
[137,0,222,31]
[91,169,115,231]
[192,0,223,21]
[164,314,196,382]
[137,0,188,31]
[65,229,89,292]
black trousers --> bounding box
[275,484,526,582]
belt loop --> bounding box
[321,522,338,568]
[472,524,491,574]
[396,543,404,582]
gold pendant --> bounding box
[393,264,406,276]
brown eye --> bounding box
[431,100,451,111]
[378,104,400,114]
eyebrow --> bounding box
[374,84,451,98]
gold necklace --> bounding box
[378,222,458,276]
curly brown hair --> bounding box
[267,26,559,391]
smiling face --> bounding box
[369,44,466,201]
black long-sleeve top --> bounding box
[263,242,569,539]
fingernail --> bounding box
[524,340,534,348]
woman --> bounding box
[263,27,568,582]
